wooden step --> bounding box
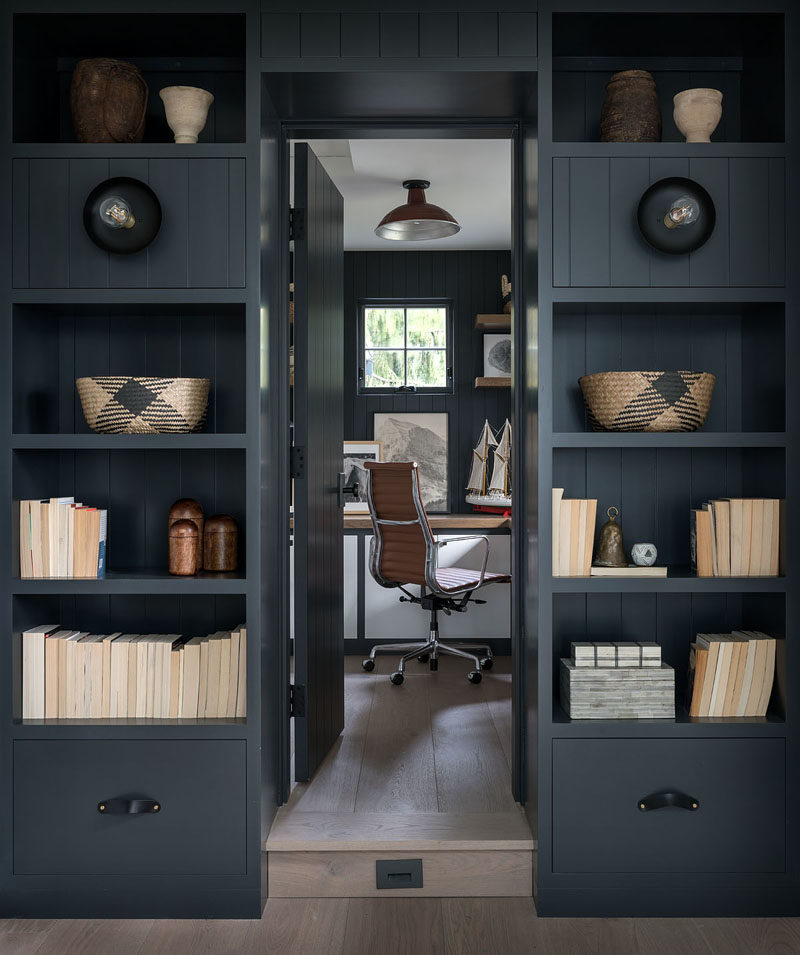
[265,810,534,898]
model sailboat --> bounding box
[465,419,512,512]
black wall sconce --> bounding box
[637,176,715,255]
[83,177,162,254]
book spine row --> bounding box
[687,631,776,718]
[18,498,107,579]
[691,499,782,578]
[21,624,247,721]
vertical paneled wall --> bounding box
[344,250,512,513]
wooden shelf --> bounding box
[475,376,511,389]
[12,434,248,450]
[475,313,511,330]
[550,703,786,738]
[552,432,787,449]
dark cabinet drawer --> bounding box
[553,738,785,874]
[14,740,247,876]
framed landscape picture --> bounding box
[343,441,382,514]
[373,412,449,512]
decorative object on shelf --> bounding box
[169,519,199,576]
[593,506,627,568]
[572,641,661,669]
[501,274,512,314]
[70,58,147,144]
[483,333,512,377]
[159,85,215,144]
[374,412,448,512]
[551,488,598,577]
[375,180,460,241]
[204,515,238,572]
[76,376,210,434]
[168,499,204,572]
[83,177,162,254]
[579,370,716,432]
[561,658,675,719]
[466,419,512,512]
[637,176,716,254]
[673,88,723,143]
[599,69,661,143]
[631,542,658,567]
[343,441,382,514]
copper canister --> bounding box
[204,515,238,572]
[168,498,204,572]
[169,519,199,576]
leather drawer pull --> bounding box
[97,798,161,815]
[638,792,699,812]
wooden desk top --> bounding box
[343,514,510,530]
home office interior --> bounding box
[1,1,798,951]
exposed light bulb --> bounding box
[100,196,136,230]
[663,196,700,230]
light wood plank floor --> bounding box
[4,902,800,954]
[288,653,515,813]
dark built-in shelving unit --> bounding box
[536,1,798,917]
[0,2,265,919]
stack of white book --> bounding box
[21,624,247,720]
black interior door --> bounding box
[292,143,345,782]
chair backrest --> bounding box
[364,461,434,587]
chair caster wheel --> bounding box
[417,653,430,664]
[468,670,482,684]
[362,659,375,672]
[429,657,438,671]
[480,657,493,671]
[390,672,404,686]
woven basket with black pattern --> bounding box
[579,371,715,433]
[76,377,210,434]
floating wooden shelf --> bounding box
[475,376,511,389]
[475,313,511,330]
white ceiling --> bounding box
[299,138,512,252]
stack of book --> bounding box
[18,498,107,578]
[691,499,782,577]
[551,488,598,576]
[21,624,246,720]
[560,640,674,719]
[687,631,776,718]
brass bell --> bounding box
[593,506,627,568]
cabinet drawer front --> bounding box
[553,739,785,874]
[14,740,247,876]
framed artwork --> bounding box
[483,333,512,377]
[373,412,449,513]
[343,441,382,514]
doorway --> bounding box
[261,73,538,887]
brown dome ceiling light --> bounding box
[375,180,461,241]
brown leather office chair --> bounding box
[361,461,511,685]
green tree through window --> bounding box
[361,304,450,391]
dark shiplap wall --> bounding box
[552,157,785,287]
[344,249,512,514]
[12,158,246,288]
[261,11,537,60]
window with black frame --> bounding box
[358,300,453,394]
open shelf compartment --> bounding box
[552,12,785,143]
[13,12,246,144]
[13,303,246,436]
[554,302,785,435]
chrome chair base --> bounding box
[362,634,493,685]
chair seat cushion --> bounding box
[435,567,511,593]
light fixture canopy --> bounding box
[375,179,461,241]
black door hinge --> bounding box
[289,207,305,241]
[290,445,305,479]
[289,683,306,718]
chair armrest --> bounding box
[433,535,491,588]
